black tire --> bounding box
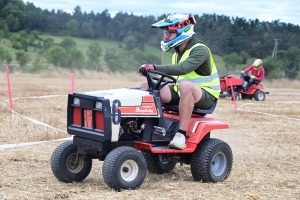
[102,146,147,190]
[254,90,265,101]
[191,138,232,183]
[241,93,246,99]
[142,151,176,174]
[231,92,240,101]
[50,141,92,183]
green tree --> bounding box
[0,20,10,37]
[146,54,161,65]
[43,37,54,50]
[122,35,135,51]
[15,51,30,68]
[0,48,12,69]
[19,37,28,50]
[1,0,25,31]
[4,51,12,66]
[285,47,300,79]
[6,14,19,31]
[0,47,6,68]
[263,57,285,79]
[60,37,77,53]
[28,34,35,46]
[70,49,85,69]
[19,30,28,38]
[223,52,243,69]
[81,20,95,38]
[32,56,44,71]
[0,30,4,42]
[130,48,147,64]
[86,42,102,71]
[46,46,67,66]
[66,19,79,36]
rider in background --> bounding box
[241,59,265,91]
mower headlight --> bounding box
[95,102,103,109]
[73,97,80,105]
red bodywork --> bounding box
[220,75,265,95]
[220,76,242,91]
[134,113,229,153]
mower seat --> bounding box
[162,100,217,116]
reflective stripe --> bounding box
[177,71,219,84]
[209,85,221,90]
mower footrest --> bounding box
[151,145,195,153]
[134,141,197,153]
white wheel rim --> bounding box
[258,93,264,100]
[211,152,227,177]
[120,159,139,182]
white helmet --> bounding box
[253,59,262,68]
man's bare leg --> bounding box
[178,81,202,131]
[169,81,202,149]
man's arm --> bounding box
[243,65,254,73]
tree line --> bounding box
[0,0,299,79]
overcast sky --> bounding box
[28,0,300,26]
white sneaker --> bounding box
[169,132,187,150]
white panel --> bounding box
[111,122,120,142]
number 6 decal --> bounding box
[112,99,121,124]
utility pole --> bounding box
[272,39,280,61]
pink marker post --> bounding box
[71,73,74,93]
[106,72,113,90]
[6,66,13,110]
[230,81,237,109]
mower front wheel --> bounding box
[50,141,92,183]
[142,151,176,174]
[191,138,232,183]
[102,146,147,191]
[254,90,265,101]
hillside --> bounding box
[0,33,231,74]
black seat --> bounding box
[162,100,217,116]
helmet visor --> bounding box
[254,65,260,70]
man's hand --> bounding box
[138,64,155,76]
[250,75,256,79]
[241,71,244,74]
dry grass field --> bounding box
[0,70,299,200]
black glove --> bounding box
[138,64,156,76]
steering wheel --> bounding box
[146,70,176,91]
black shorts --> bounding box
[166,85,216,109]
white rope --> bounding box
[237,103,300,121]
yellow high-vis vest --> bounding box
[172,43,220,99]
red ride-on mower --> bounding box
[50,70,233,191]
[219,74,269,101]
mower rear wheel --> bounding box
[102,146,147,191]
[191,138,232,183]
[142,151,176,174]
[50,141,92,183]
[254,90,265,101]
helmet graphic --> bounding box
[151,14,197,52]
[253,59,262,70]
